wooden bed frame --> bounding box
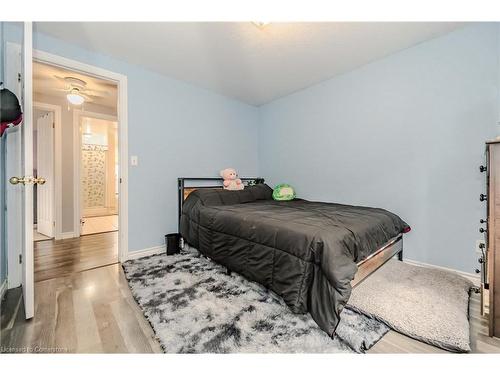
[177,177,403,288]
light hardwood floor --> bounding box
[2,246,500,352]
[81,215,119,236]
[1,264,162,353]
[33,229,52,242]
[34,231,118,282]
[2,262,500,353]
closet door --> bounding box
[36,112,54,237]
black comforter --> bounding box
[180,184,409,336]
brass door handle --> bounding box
[9,176,32,185]
[33,177,46,185]
[8,176,45,185]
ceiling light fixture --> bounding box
[66,88,85,105]
[252,22,270,29]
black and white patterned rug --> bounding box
[122,251,389,353]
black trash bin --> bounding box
[165,233,181,255]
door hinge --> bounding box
[119,178,122,183]
[53,122,55,129]
[19,254,22,264]
[17,73,21,82]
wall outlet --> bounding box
[131,155,138,166]
[476,239,486,255]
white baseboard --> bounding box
[403,258,480,286]
[0,279,7,300]
[58,232,76,240]
[126,245,165,260]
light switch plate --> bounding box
[131,155,138,166]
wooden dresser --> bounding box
[483,140,500,337]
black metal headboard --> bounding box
[177,177,265,231]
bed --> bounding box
[178,178,410,336]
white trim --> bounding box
[33,102,62,240]
[59,232,76,240]
[33,49,129,263]
[75,110,117,122]
[403,258,480,286]
[126,245,165,261]
[73,109,118,238]
[0,279,7,301]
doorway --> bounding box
[78,114,119,236]
[31,54,127,282]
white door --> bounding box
[36,112,54,237]
[5,127,22,289]
[22,22,35,319]
[6,24,34,319]
[4,42,24,290]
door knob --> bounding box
[33,177,46,185]
[8,176,44,185]
[9,176,32,185]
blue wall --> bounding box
[2,23,499,274]
[2,23,260,253]
[259,23,499,273]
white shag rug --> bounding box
[122,251,389,353]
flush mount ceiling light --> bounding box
[252,22,270,29]
[66,88,85,105]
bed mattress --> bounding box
[180,184,409,336]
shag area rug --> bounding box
[348,260,474,352]
[123,251,389,353]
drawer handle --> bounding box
[479,165,487,173]
[480,194,487,202]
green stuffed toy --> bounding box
[272,184,296,201]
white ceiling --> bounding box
[34,22,464,106]
[33,61,117,108]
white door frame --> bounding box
[33,102,62,239]
[32,50,129,262]
[73,110,118,237]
